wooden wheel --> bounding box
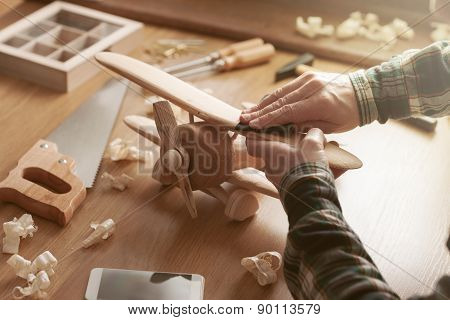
[224,189,259,221]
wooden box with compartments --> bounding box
[0,1,142,91]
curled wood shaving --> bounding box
[12,271,50,300]
[82,219,116,248]
[390,18,415,40]
[107,138,150,162]
[101,172,134,191]
[7,251,57,299]
[143,39,205,64]
[2,214,38,254]
[296,16,334,39]
[336,12,414,47]
[336,11,363,39]
[7,254,32,279]
[241,251,282,286]
[430,22,450,42]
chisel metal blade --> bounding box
[46,79,128,188]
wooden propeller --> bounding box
[153,101,197,218]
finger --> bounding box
[241,72,314,115]
[249,100,317,129]
[303,128,326,149]
[248,103,298,129]
[240,79,320,123]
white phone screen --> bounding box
[87,268,204,300]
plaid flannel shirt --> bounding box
[349,41,449,125]
[280,41,449,299]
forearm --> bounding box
[280,162,399,299]
[349,41,450,125]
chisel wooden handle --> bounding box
[218,38,264,57]
[223,44,275,70]
[0,140,86,226]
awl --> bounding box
[0,79,128,225]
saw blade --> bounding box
[47,79,128,188]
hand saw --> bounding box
[95,52,362,170]
[0,79,127,226]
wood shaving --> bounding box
[12,270,50,299]
[31,251,58,277]
[241,251,282,286]
[157,39,205,46]
[390,18,415,40]
[7,251,57,299]
[142,39,205,64]
[336,11,363,39]
[106,138,150,162]
[7,254,32,279]
[296,16,334,39]
[101,172,134,191]
[2,213,38,254]
[336,12,414,46]
[82,219,115,248]
[430,22,450,42]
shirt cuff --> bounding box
[279,161,334,204]
[349,70,379,126]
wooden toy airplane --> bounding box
[95,52,363,220]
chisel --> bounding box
[163,38,264,74]
[171,44,275,78]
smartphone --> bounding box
[85,268,204,300]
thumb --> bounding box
[302,128,326,150]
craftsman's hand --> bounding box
[246,128,329,188]
[240,72,360,133]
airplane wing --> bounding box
[228,169,279,199]
[96,52,240,128]
[124,115,160,146]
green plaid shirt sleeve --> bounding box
[279,162,399,299]
[349,41,450,125]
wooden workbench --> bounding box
[0,1,449,300]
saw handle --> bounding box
[222,44,275,71]
[0,140,86,226]
[218,38,264,57]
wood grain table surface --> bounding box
[0,1,449,300]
